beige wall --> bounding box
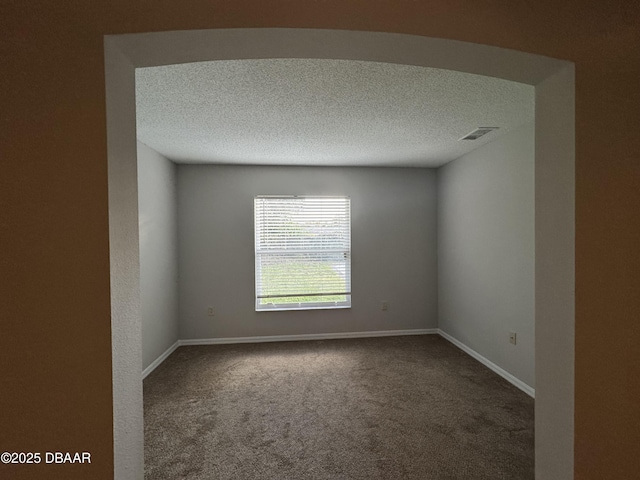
[1,2,639,479]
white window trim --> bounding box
[254,195,352,312]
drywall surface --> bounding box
[137,142,179,369]
[105,39,143,480]
[438,122,535,388]
[534,66,574,480]
[177,165,437,339]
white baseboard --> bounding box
[143,329,535,400]
[142,340,180,379]
[180,328,438,346]
[437,329,535,398]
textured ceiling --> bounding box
[135,59,534,167]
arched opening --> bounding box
[105,28,574,479]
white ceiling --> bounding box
[135,59,534,168]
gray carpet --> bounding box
[144,335,534,479]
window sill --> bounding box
[256,304,351,312]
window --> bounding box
[254,196,351,311]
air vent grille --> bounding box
[460,127,499,141]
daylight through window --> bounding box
[254,196,351,311]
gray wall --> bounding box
[137,141,179,370]
[534,66,574,479]
[437,122,535,388]
[177,165,438,339]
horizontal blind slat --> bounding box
[255,196,351,306]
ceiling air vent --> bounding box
[459,127,499,141]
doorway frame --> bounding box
[105,28,574,479]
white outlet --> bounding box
[207,307,214,317]
[381,302,389,311]
[509,331,517,345]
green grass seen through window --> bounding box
[259,261,347,305]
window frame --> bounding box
[254,195,352,312]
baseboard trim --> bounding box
[142,340,180,379]
[179,328,438,346]
[143,330,535,399]
[437,329,535,398]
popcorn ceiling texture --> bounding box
[135,59,534,167]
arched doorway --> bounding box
[105,28,574,479]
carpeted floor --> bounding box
[144,335,534,479]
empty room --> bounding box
[10,2,640,479]
[136,54,537,479]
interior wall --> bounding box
[534,65,575,480]
[437,121,535,388]
[19,5,640,474]
[137,141,179,370]
[105,40,143,478]
[177,165,438,339]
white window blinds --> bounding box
[254,196,351,310]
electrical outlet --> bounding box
[207,307,215,317]
[381,302,389,311]
[509,331,517,345]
